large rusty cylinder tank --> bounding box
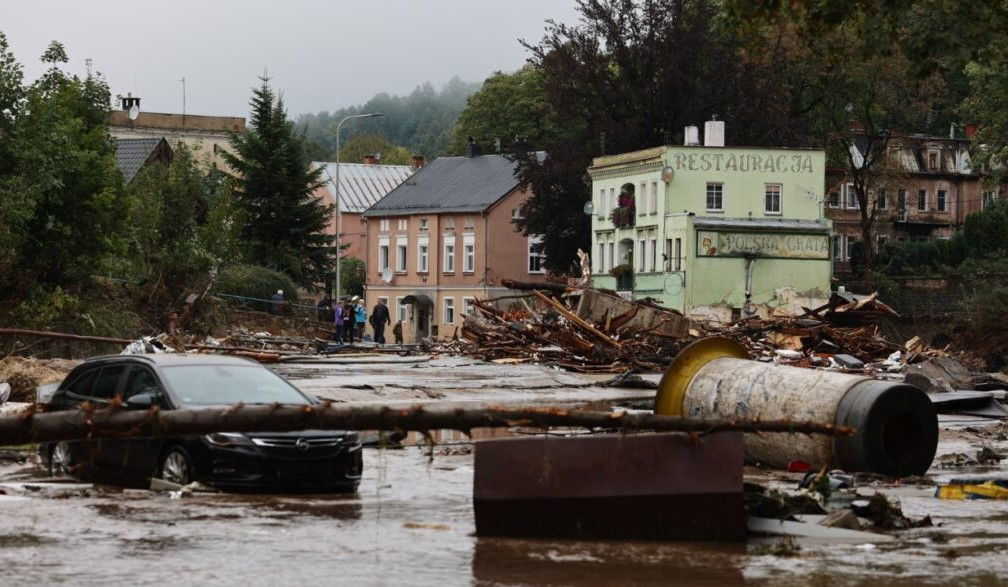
[655,337,938,477]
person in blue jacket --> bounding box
[353,297,367,341]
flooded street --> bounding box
[1,359,1007,585]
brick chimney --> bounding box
[120,93,141,111]
[965,123,978,139]
[364,154,378,165]
[465,137,481,158]
[411,155,426,170]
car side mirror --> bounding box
[126,391,158,409]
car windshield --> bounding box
[160,364,310,407]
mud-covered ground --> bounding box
[1,359,1007,585]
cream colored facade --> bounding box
[109,110,245,170]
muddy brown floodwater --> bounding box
[1,359,1007,584]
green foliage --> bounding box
[339,256,365,298]
[224,77,334,288]
[959,285,1008,339]
[213,264,298,312]
[515,0,806,272]
[336,133,413,165]
[296,77,481,158]
[448,66,554,155]
[12,284,141,338]
[876,235,969,276]
[0,38,128,288]
[964,201,1008,256]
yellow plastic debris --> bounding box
[935,479,1008,500]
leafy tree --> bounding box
[5,40,128,287]
[223,77,334,288]
[514,0,810,272]
[339,256,365,298]
[336,132,413,165]
[964,200,1008,257]
[448,66,555,155]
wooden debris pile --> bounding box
[460,289,696,373]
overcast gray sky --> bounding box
[4,1,581,118]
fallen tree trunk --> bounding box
[0,404,853,445]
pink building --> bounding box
[310,159,416,262]
[362,151,549,342]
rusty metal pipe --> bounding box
[656,337,938,476]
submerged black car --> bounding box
[40,354,362,493]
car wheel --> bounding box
[49,442,76,477]
[159,446,195,486]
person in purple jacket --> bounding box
[334,298,346,343]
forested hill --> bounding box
[296,76,481,161]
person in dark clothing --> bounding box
[270,290,285,315]
[370,299,391,344]
[342,298,355,343]
[316,293,332,321]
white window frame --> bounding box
[764,183,782,215]
[828,190,840,208]
[463,233,475,273]
[982,190,995,210]
[597,236,605,274]
[649,182,658,214]
[444,218,454,229]
[846,236,856,261]
[706,182,723,212]
[937,189,948,213]
[638,182,647,215]
[607,240,614,271]
[396,296,407,323]
[609,187,616,215]
[598,189,606,218]
[833,235,844,261]
[674,238,682,271]
[378,236,390,272]
[648,229,657,272]
[876,188,888,210]
[917,189,928,211]
[379,219,390,232]
[463,296,475,317]
[638,232,647,272]
[527,235,545,274]
[844,183,859,209]
[419,218,429,231]
[417,236,429,273]
[443,235,456,273]
[443,296,455,325]
[395,236,408,272]
[397,218,407,231]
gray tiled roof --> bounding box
[362,153,544,217]
[313,162,415,213]
[114,137,166,183]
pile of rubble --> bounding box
[455,286,960,374]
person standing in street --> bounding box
[369,299,391,344]
[343,298,355,343]
[354,297,367,341]
[270,289,285,315]
[334,299,346,343]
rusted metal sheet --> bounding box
[473,431,745,541]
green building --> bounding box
[587,123,831,322]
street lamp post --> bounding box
[334,112,382,303]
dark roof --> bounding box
[363,153,543,217]
[115,137,169,183]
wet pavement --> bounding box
[1,359,1007,584]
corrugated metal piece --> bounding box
[473,431,746,541]
[313,162,414,214]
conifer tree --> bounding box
[224,77,333,287]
